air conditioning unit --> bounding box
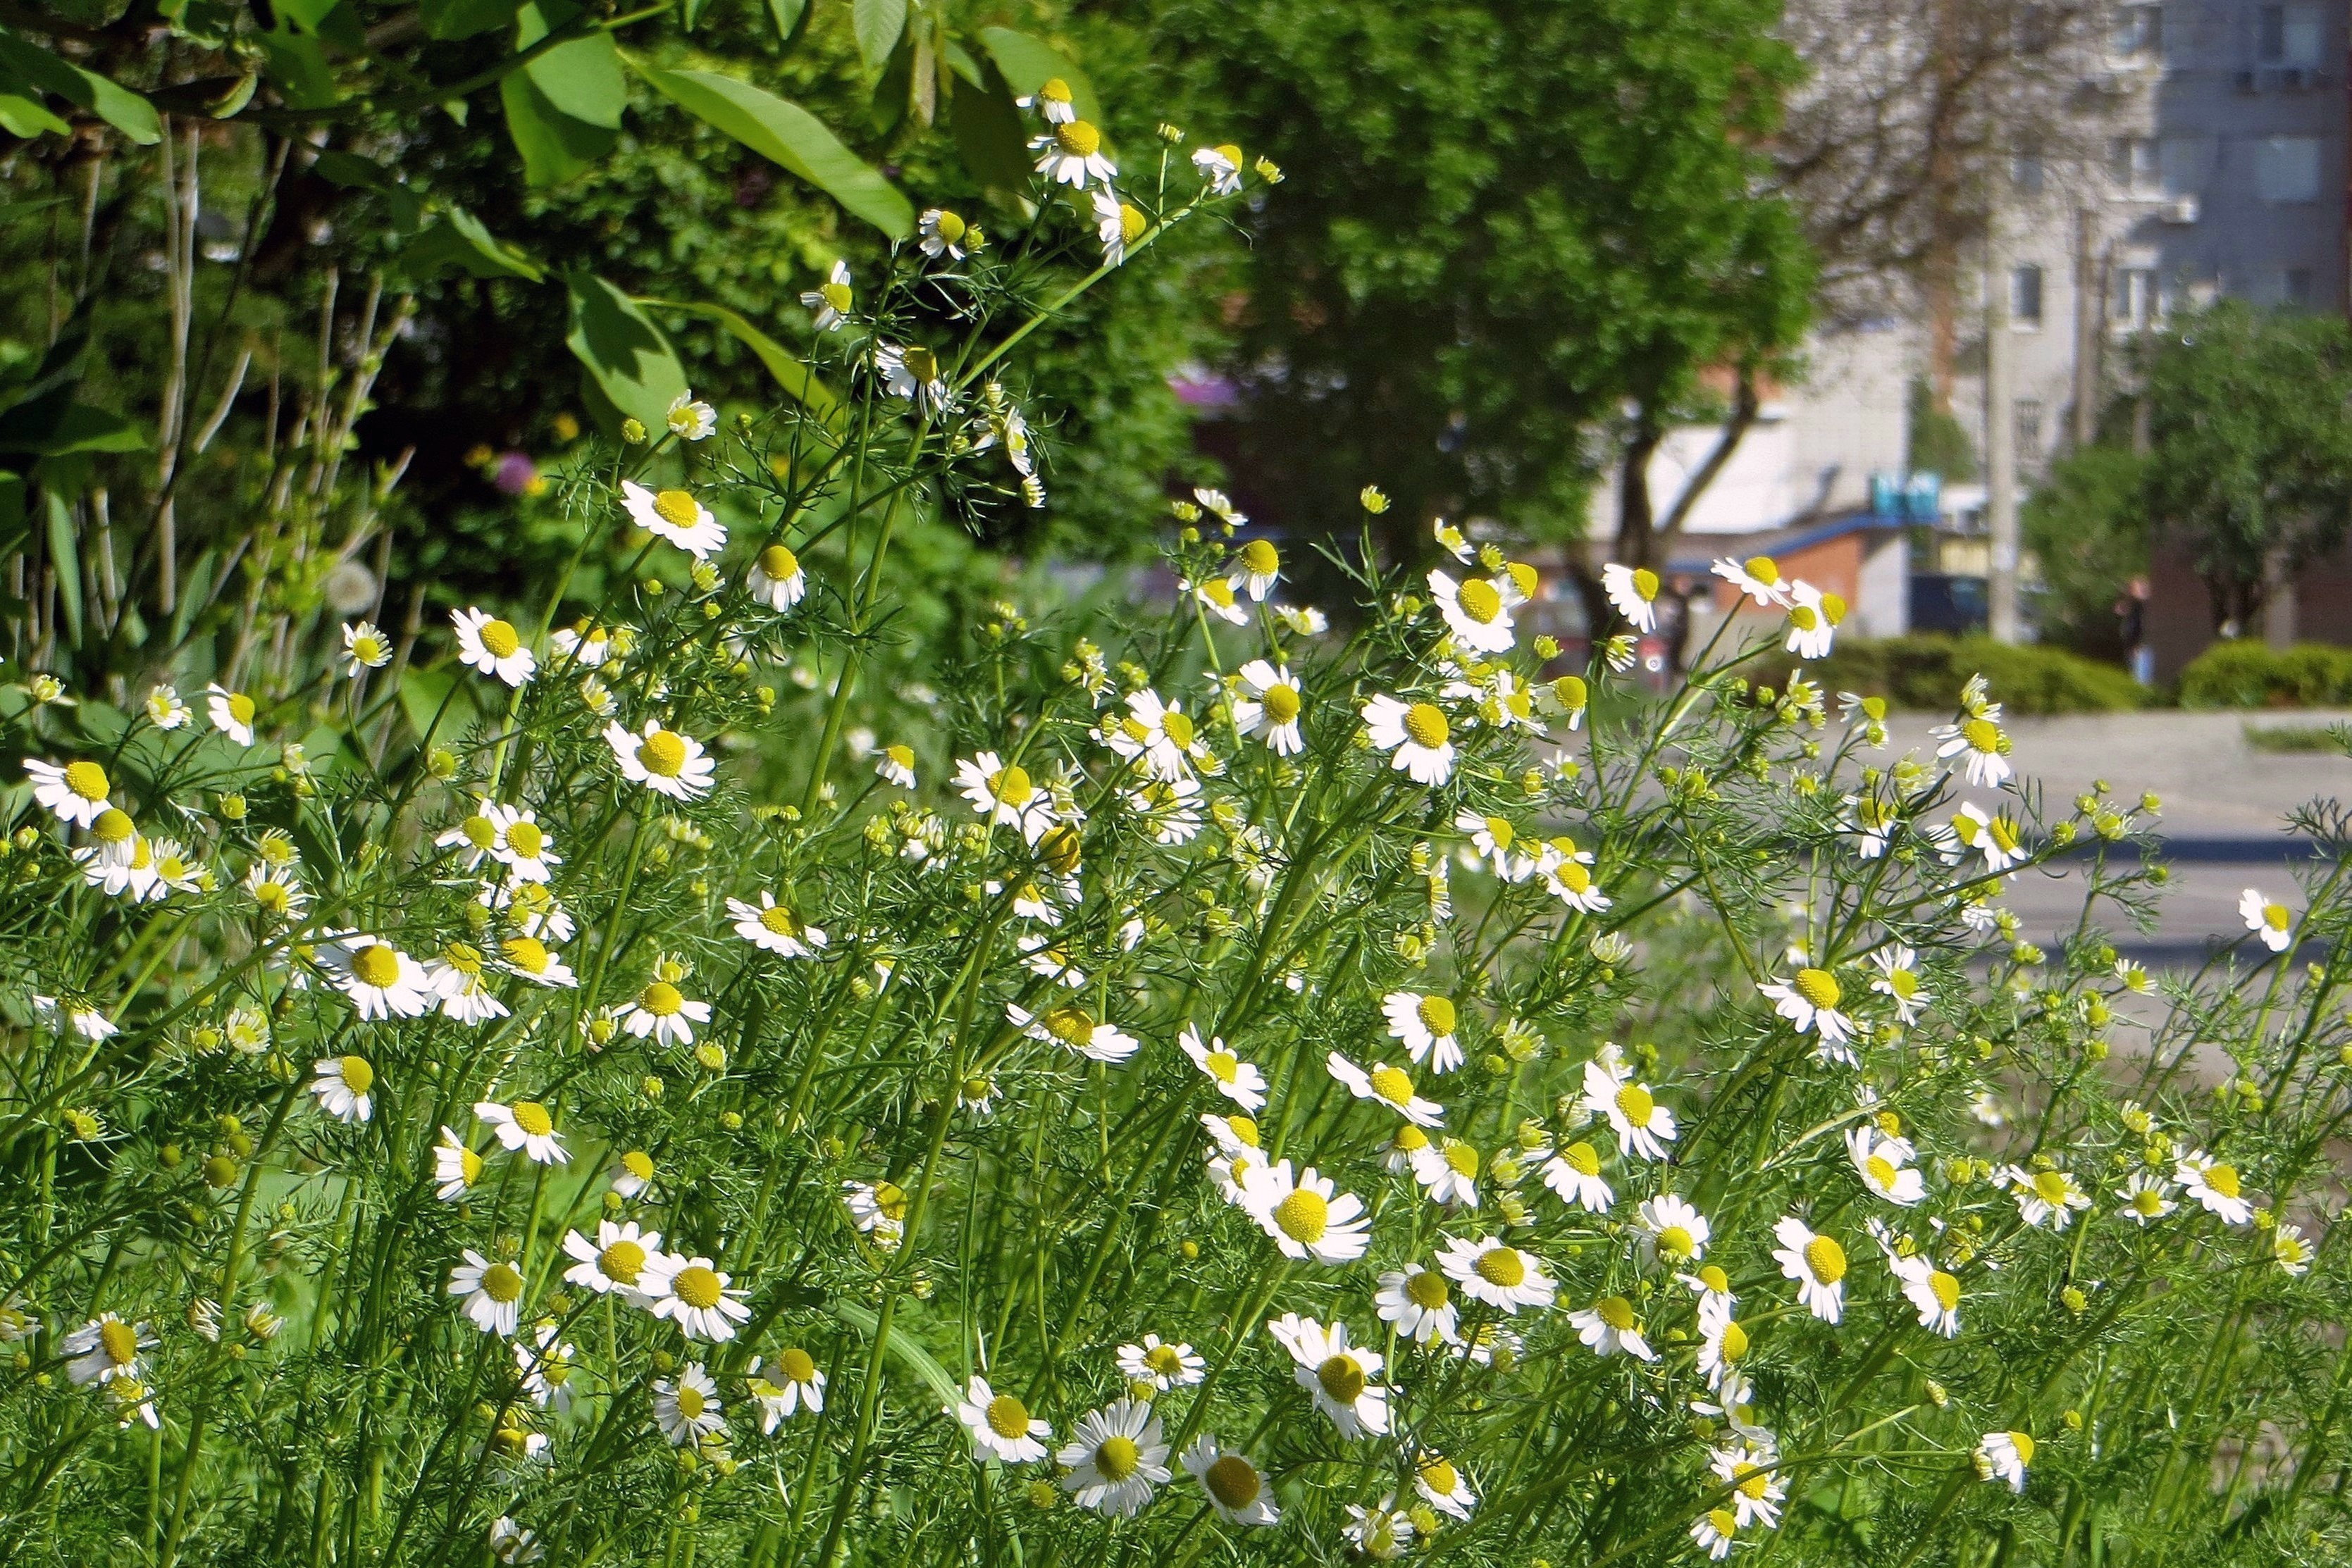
[2160,197,2200,224]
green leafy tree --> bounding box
[2020,444,2145,657]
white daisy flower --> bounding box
[1409,1138,1484,1207]
[749,1349,827,1430]
[1056,1397,1168,1517]
[1375,1265,1461,1345]
[309,1054,378,1122]
[648,1255,752,1342]
[875,342,953,415]
[1459,811,1532,881]
[660,389,716,441]
[1189,142,1243,194]
[729,891,828,957]
[561,1220,669,1300]
[1232,659,1305,754]
[1584,1049,1676,1160]
[1602,562,1662,633]
[1117,1333,1204,1391]
[497,936,576,989]
[616,973,711,1047]
[1382,989,1463,1074]
[2274,1223,2315,1276]
[1222,539,1278,606]
[1541,1139,1614,1212]
[1951,801,2024,873]
[1183,571,1249,624]
[1998,1164,2092,1230]
[24,757,114,828]
[1437,1235,1556,1312]
[1538,672,1590,730]
[954,750,1057,843]
[612,1149,656,1200]
[32,993,118,1042]
[1757,968,1857,1062]
[1869,945,1930,1023]
[1276,602,1328,636]
[436,799,505,870]
[1032,117,1116,186]
[142,683,192,729]
[2241,888,2295,952]
[1110,689,1211,780]
[1890,1249,1962,1337]
[1976,1430,2034,1493]
[955,1375,1050,1464]
[1847,1126,1926,1205]
[452,606,537,687]
[1242,1159,1372,1264]
[435,1126,486,1201]
[1695,1296,1751,1388]
[1933,710,2013,788]
[1180,1025,1268,1110]
[1432,516,1473,561]
[2176,1150,2254,1224]
[1267,1312,1388,1437]
[605,719,716,802]
[1771,1215,1848,1323]
[2117,1170,2177,1225]
[62,1312,154,1385]
[748,542,806,611]
[1344,1498,1416,1560]
[449,1249,526,1336]
[475,1098,569,1165]
[1711,554,1790,607]
[1427,566,1516,653]
[1006,1001,1139,1064]
[1567,1294,1655,1360]
[1361,693,1456,787]
[1325,1050,1444,1126]
[843,1178,908,1248]
[1415,1452,1478,1519]
[1091,187,1146,264]
[1784,580,1845,659]
[1690,1506,1743,1561]
[489,1517,542,1565]
[1712,1444,1786,1529]
[1182,1436,1279,1526]
[516,1324,578,1412]
[1845,791,1898,857]
[342,620,392,676]
[1015,75,1077,122]
[654,1362,725,1446]
[1635,1193,1712,1268]
[550,619,617,667]
[800,259,852,330]
[621,480,726,559]
[874,742,917,788]
[1538,837,1611,912]
[206,684,259,745]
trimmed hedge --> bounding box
[2179,641,2352,709]
[1757,635,2147,714]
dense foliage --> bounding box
[2179,640,2352,711]
[1759,635,2147,714]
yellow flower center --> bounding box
[874,1181,908,1221]
[2134,1188,2166,1215]
[2264,904,2291,932]
[1317,1354,1366,1403]
[1475,1247,1527,1287]
[639,981,685,1018]
[2008,1431,2036,1465]
[1225,1115,1260,1147]
[1241,540,1279,577]
[510,1101,554,1138]
[1805,1236,1847,1285]
[1206,1050,1240,1084]
[1206,1454,1259,1507]
[1631,566,1660,602]
[63,760,109,801]
[507,821,545,859]
[1369,1066,1415,1105]
[777,1348,817,1383]
[1557,861,1592,895]
[757,903,805,938]
[1886,969,1918,999]
[1698,1264,1730,1293]
[226,691,256,724]
[1964,718,2001,754]
[1160,709,1196,749]
[638,730,689,778]
[479,618,521,659]
[652,490,702,530]
[1200,576,1237,607]
[1055,120,1101,157]
[2034,1171,2072,1205]
[255,881,291,914]
[989,764,1033,806]
[1793,969,1842,1009]
[1867,1155,1898,1190]
[1392,1126,1428,1154]
[1403,702,1450,749]
[100,1319,140,1366]
[92,807,133,844]
[623,1150,655,1181]
[985,1393,1032,1440]
[755,543,800,583]
[672,1264,724,1309]
[903,346,939,383]
[336,1056,376,1097]
[1561,1141,1601,1177]
[503,937,551,973]
[1416,995,1457,1035]
[1118,202,1146,241]
[674,1384,705,1421]
[1709,1507,1740,1538]
[1822,592,1848,624]
[1614,1084,1655,1127]
[1988,816,2019,853]
[1039,77,1072,104]
[1717,1319,1750,1362]
[1273,1188,1330,1243]
[1249,684,1299,728]
[1093,1434,1141,1481]
[1419,1457,1459,1495]
[600,1240,647,1284]
[1657,1225,1695,1260]
[1042,1006,1095,1047]
[2205,1163,2241,1199]
[1930,1271,1961,1310]
[482,1262,524,1303]
[931,209,966,244]
[1443,1142,1480,1178]
[1456,578,1503,624]
[1743,555,1779,587]
[457,1146,483,1185]
[1790,604,1820,631]
[1406,1269,1450,1309]
[1597,1295,1635,1331]
[1144,1343,1184,1376]
[820,281,853,313]
[1553,674,1588,710]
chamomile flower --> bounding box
[748,542,806,611]
[1325,1050,1444,1126]
[25,757,114,828]
[438,800,505,870]
[1542,1140,1615,1212]
[1230,536,1281,601]
[1635,1193,1712,1267]
[1375,1265,1461,1345]
[1771,1216,1848,1323]
[1057,1398,1168,1517]
[206,684,259,745]
[33,994,116,1043]
[1182,1437,1280,1526]
[309,1054,378,1122]
[876,343,953,418]
[342,621,392,675]
[2117,1171,2177,1225]
[1539,673,1590,730]
[729,892,828,957]
[1757,969,1857,1062]
[1783,581,1845,659]
[1432,516,1473,561]
[1437,1235,1555,1312]
[2000,1164,2092,1230]
[1410,1138,1484,1207]
[660,389,715,441]
[1181,1025,1268,1110]
[1361,693,1456,787]
[475,1099,569,1165]
[617,973,711,1047]
[516,1325,578,1412]
[551,620,617,667]
[497,937,575,989]
[1190,142,1244,194]
[1847,1126,1926,1205]
[1007,1001,1139,1064]
[490,807,559,881]
[1232,660,1306,754]
[1017,75,1077,120]
[1712,554,1790,607]
[1032,116,1116,186]
[1344,1498,1416,1560]
[2176,1151,2255,1224]
[1585,1050,1676,1160]
[1092,188,1146,264]
[2274,1224,2315,1275]
[1267,1313,1389,1437]
[749,1349,826,1429]
[955,751,1057,843]
[917,206,970,261]
[1890,1249,1963,1337]
[1428,567,1516,653]
[654,1364,724,1446]
[1568,1295,1656,1360]
[1383,989,1464,1073]
[612,1149,656,1200]
[1691,1506,1743,1560]
[1696,1297,1752,1387]
[63,1313,154,1386]
[843,1179,909,1247]
[1933,711,2013,788]
[605,720,717,801]
[800,260,852,330]
[2241,888,2295,952]
[435,1127,485,1201]
[648,1256,752,1342]
[1276,602,1329,637]
[1869,945,1931,1023]
[143,683,192,729]
[1118,1334,1205,1390]
[1603,563,1663,633]
[621,480,726,559]
[1184,571,1249,624]
[1415,1452,1478,1519]
[1951,802,2023,872]
[1242,1159,1373,1264]
[956,1375,1051,1463]
[875,744,917,788]
[1457,811,1530,881]
[450,1249,527,1336]
[1539,838,1611,911]
[452,606,537,687]
[1115,689,1211,780]
[1845,792,1898,857]
[1976,1430,2034,1493]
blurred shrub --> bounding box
[2180,641,2352,709]
[1762,635,2146,713]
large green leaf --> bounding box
[254,30,338,110]
[0,30,161,143]
[521,31,625,127]
[44,488,81,648]
[565,272,688,434]
[398,664,480,749]
[0,402,144,457]
[977,27,1098,126]
[640,298,840,424]
[421,0,517,40]
[629,60,913,237]
[852,0,905,71]
[0,90,68,138]
[765,0,808,46]
[828,1300,959,1410]
[400,206,546,282]
[948,60,1030,193]
[502,66,617,186]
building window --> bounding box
[2112,266,2159,328]
[2256,4,2324,65]
[2011,263,2045,327]
[2282,267,2313,306]
[2109,136,2162,197]
[2254,137,2322,202]
[2012,146,2045,193]
[2015,399,2045,457]
[2111,4,2162,58]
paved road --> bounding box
[1881,711,2351,965]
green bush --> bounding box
[2180,640,2352,708]
[1762,635,2146,713]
